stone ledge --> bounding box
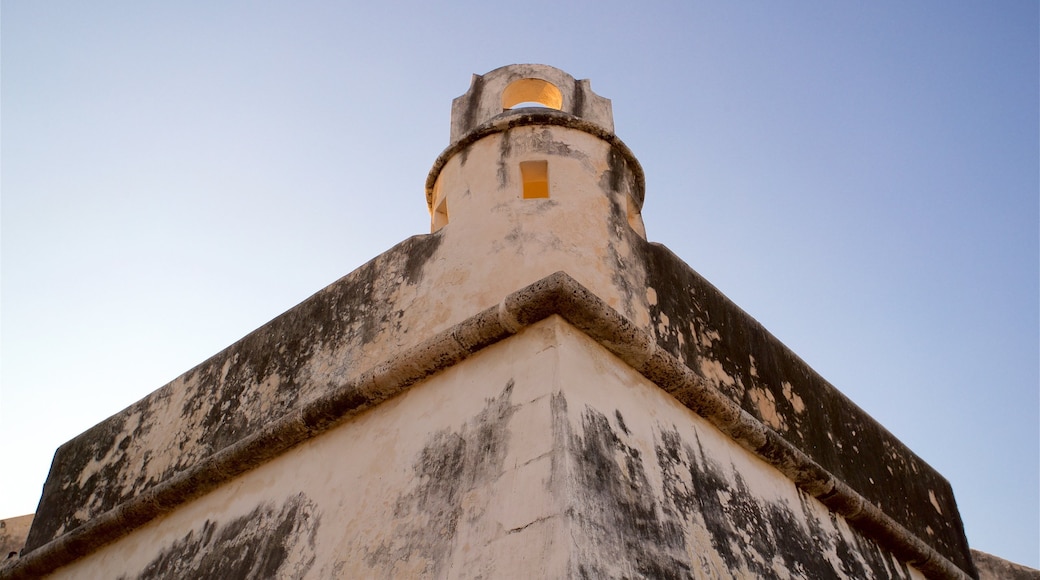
[425,109,645,211]
[972,549,1040,580]
[643,242,976,576]
[3,272,974,580]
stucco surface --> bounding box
[642,243,974,575]
[25,101,651,558]
[551,319,929,579]
[0,515,33,564]
[23,233,447,552]
[39,318,931,579]
[42,320,565,579]
[448,64,614,142]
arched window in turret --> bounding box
[501,78,563,111]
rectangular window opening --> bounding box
[520,160,549,199]
[432,197,449,232]
[626,194,647,239]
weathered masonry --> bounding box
[3,64,986,579]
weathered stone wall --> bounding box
[551,319,929,579]
[23,233,447,552]
[33,318,934,579]
[972,550,1040,580]
[36,319,568,579]
[447,64,615,143]
[9,268,978,579]
[642,242,976,575]
[0,515,33,564]
[24,106,651,559]
[426,118,649,326]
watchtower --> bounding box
[423,64,650,327]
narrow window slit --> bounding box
[432,196,449,231]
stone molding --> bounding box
[425,109,645,212]
[0,272,973,580]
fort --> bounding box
[1,65,1034,579]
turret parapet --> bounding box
[449,64,614,143]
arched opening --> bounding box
[502,78,563,111]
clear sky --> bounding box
[2,0,1037,569]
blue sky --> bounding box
[2,1,1037,568]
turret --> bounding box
[424,64,650,326]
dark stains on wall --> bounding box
[553,393,691,579]
[603,146,625,195]
[27,234,445,552]
[571,78,586,119]
[656,427,915,579]
[124,493,319,580]
[614,410,630,436]
[364,380,516,577]
[402,230,443,286]
[497,130,513,189]
[642,241,976,574]
[596,146,646,322]
[459,73,485,140]
[608,197,642,319]
[25,398,156,551]
[176,233,441,454]
[554,390,919,579]
[532,128,582,160]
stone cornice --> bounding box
[1,272,972,580]
[425,110,646,211]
